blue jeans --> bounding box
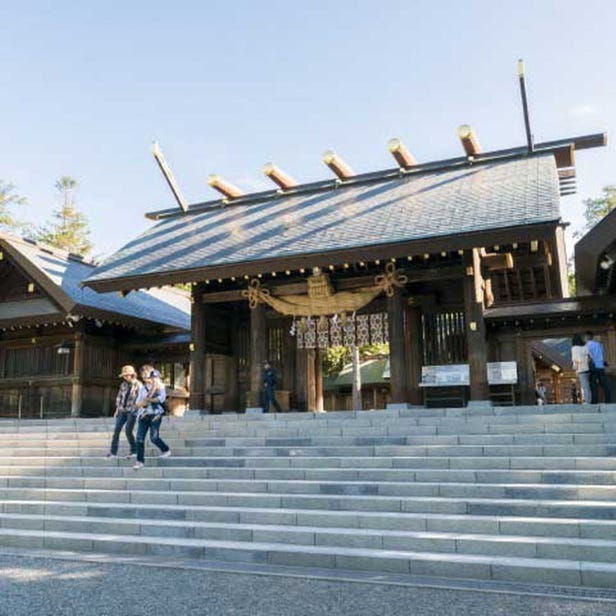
[136,415,169,463]
[110,412,136,455]
[262,386,282,413]
[589,368,612,404]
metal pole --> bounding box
[18,393,22,420]
[40,395,44,420]
[517,59,534,152]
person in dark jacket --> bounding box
[262,360,283,413]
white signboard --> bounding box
[420,362,518,387]
[420,364,469,387]
[487,361,518,385]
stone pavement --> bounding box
[1,551,616,616]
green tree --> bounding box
[322,343,389,377]
[35,176,93,256]
[0,180,26,234]
[581,185,616,233]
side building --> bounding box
[0,233,191,418]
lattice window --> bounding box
[422,311,466,364]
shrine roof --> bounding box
[85,152,562,292]
[0,233,190,330]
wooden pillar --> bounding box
[405,303,423,405]
[189,283,207,412]
[463,249,489,401]
[516,335,534,405]
[549,227,569,299]
[306,348,317,412]
[387,288,408,404]
[351,344,362,410]
[248,302,266,408]
[295,347,307,411]
[70,331,84,417]
[315,348,324,412]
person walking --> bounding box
[262,360,283,413]
[105,365,140,460]
[586,332,612,404]
[133,366,171,470]
[535,380,547,406]
[571,334,591,404]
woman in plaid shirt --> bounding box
[105,365,141,459]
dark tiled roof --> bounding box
[1,235,190,330]
[86,154,560,288]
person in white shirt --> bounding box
[133,366,171,470]
[571,334,591,404]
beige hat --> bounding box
[118,365,137,378]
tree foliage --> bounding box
[35,176,93,256]
[0,180,26,234]
[322,343,389,377]
[581,185,616,233]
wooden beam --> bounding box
[323,150,355,179]
[151,141,188,212]
[263,163,297,190]
[207,174,244,199]
[189,283,207,412]
[70,331,84,417]
[481,252,514,271]
[387,288,408,404]
[458,125,482,156]
[388,138,417,168]
[554,145,575,169]
[200,266,466,304]
[249,303,266,409]
[464,251,489,401]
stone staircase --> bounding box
[1,404,616,589]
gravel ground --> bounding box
[1,554,616,616]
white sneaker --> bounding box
[132,462,144,470]
[125,453,136,459]
[159,450,172,458]
[105,453,117,460]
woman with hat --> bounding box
[133,365,171,470]
[105,365,141,460]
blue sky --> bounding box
[2,0,615,258]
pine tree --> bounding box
[35,176,93,256]
[0,180,26,234]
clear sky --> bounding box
[2,0,615,259]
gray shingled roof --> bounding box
[1,235,190,330]
[86,154,560,287]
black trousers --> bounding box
[262,386,282,413]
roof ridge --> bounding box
[0,232,98,267]
[144,132,605,222]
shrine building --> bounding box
[0,233,191,417]
[83,128,613,412]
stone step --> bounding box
[2,476,616,500]
[5,500,616,540]
[2,444,614,458]
[0,526,613,588]
[4,465,616,485]
[1,487,616,518]
[2,431,612,449]
[0,406,613,432]
[2,455,616,470]
[2,512,616,563]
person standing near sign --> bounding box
[571,334,591,404]
[585,332,611,404]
